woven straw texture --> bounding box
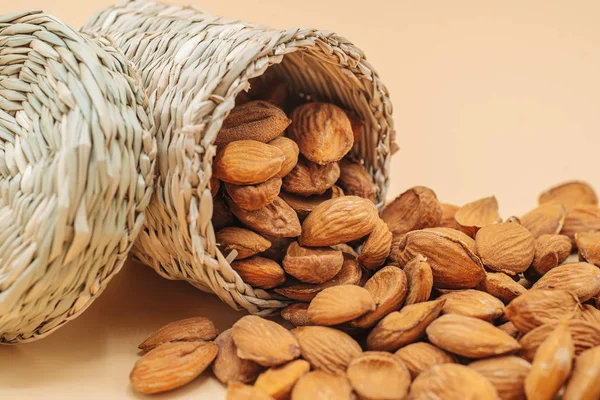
[83,0,395,315]
[0,10,157,343]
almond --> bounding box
[469,356,531,400]
[475,222,535,274]
[282,241,344,284]
[438,289,505,322]
[231,256,286,289]
[337,158,377,203]
[346,352,411,400]
[255,360,310,400]
[216,227,272,260]
[381,186,442,235]
[575,231,600,266]
[358,218,393,269]
[389,227,486,289]
[138,317,218,352]
[275,255,362,301]
[291,371,353,400]
[232,316,301,367]
[579,304,600,325]
[408,364,499,400]
[213,195,236,231]
[130,341,218,394]
[505,289,580,333]
[213,329,264,385]
[352,266,408,329]
[268,136,299,178]
[531,262,600,302]
[520,202,566,238]
[261,235,295,262]
[225,177,282,211]
[210,176,220,197]
[215,101,290,146]
[287,102,354,165]
[529,234,572,277]
[563,346,600,400]
[307,285,375,326]
[214,140,285,185]
[227,382,275,400]
[301,196,379,247]
[282,157,340,196]
[292,325,362,375]
[426,314,521,358]
[394,342,456,379]
[455,196,502,237]
[561,205,600,241]
[439,203,460,229]
[346,112,364,144]
[404,255,434,305]
[228,196,301,238]
[538,180,598,207]
[476,272,527,304]
[367,299,445,351]
[518,319,600,361]
[524,322,574,400]
[280,303,312,327]
[497,321,521,338]
[279,186,344,220]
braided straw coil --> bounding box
[83,0,396,315]
[0,11,156,343]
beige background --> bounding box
[1,0,600,398]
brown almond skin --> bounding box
[455,196,502,237]
[282,242,344,284]
[213,195,236,231]
[539,180,598,207]
[228,196,301,238]
[292,326,362,375]
[307,285,376,326]
[381,186,442,236]
[409,364,499,400]
[475,222,535,275]
[260,235,295,263]
[282,157,340,196]
[404,255,434,305]
[291,371,353,400]
[579,304,600,325]
[576,231,600,266]
[216,227,272,260]
[529,234,572,277]
[563,346,600,400]
[394,342,456,379]
[390,227,486,289]
[476,272,526,304]
[352,266,408,329]
[225,177,282,211]
[337,158,377,203]
[469,356,531,400]
[521,202,567,238]
[214,140,285,185]
[346,352,411,400]
[255,360,310,400]
[498,321,521,338]
[210,176,221,197]
[438,289,505,322]
[561,204,600,241]
[213,329,264,385]
[231,256,286,289]
[130,341,218,394]
[301,196,379,247]
[531,262,600,302]
[358,218,393,269]
[427,314,521,358]
[268,136,299,178]
[138,317,218,352]
[215,101,290,146]
[279,187,344,220]
[439,202,460,229]
[227,382,275,400]
[280,303,312,327]
[505,289,580,333]
[287,102,354,165]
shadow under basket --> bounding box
[83,0,396,315]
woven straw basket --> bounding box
[0,10,156,343]
[83,0,396,315]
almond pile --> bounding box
[131,84,600,399]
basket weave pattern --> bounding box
[83,0,395,314]
[0,10,156,343]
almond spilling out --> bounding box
[307,284,375,326]
[287,102,354,165]
[381,186,442,235]
[475,222,535,275]
[538,180,598,207]
[214,140,285,185]
[563,346,600,400]
[280,303,312,327]
[138,317,219,352]
[346,352,411,400]
[476,272,526,304]
[279,187,343,220]
[231,256,286,289]
[403,255,434,305]
[213,329,264,385]
[228,196,301,238]
[531,262,600,302]
[561,204,600,241]
[216,227,272,260]
[358,218,393,269]
[291,371,353,400]
[337,158,378,203]
[268,136,299,178]
[468,356,531,400]
[389,227,486,289]
[529,234,572,277]
[520,202,566,238]
[282,156,340,196]
[254,359,310,400]
[454,196,502,237]
[231,316,300,367]
[426,314,521,358]
[505,289,580,333]
[408,364,499,400]
[394,342,456,379]
[575,231,600,266]
[225,177,282,211]
[282,242,343,284]
[301,196,379,246]
[438,289,505,322]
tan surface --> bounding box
[1,0,600,399]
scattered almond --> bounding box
[268,136,299,178]
[254,360,310,400]
[291,371,354,400]
[520,202,567,238]
[280,303,312,327]
[282,156,340,196]
[213,329,264,385]
[531,262,600,302]
[476,272,526,304]
[227,196,301,238]
[505,289,580,333]
[358,218,393,269]
[216,227,272,260]
[337,158,378,203]
[381,186,442,236]
[538,180,598,207]
[454,196,502,237]
[475,222,535,275]
[307,284,375,326]
[346,352,411,400]
[403,255,434,305]
[438,289,505,322]
[563,346,600,400]
[214,140,285,185]
[469,356,531,400]
[394,342,456,379]
[408,364,499,400]
[227,382,275,400]
[575,231,600,266]
[225,177,282,211]
[282,242,344,284]
[439,202,460,229]
[138,317,219,352]
[529,234,572,277]
[231,256,286,289]
[560,204,600,241]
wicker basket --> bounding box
[83,0,396,315]
[0,10,156,343]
